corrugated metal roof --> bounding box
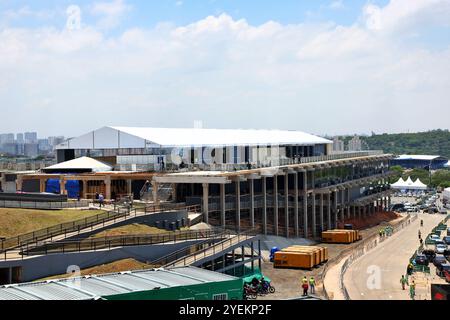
[0,267,239,300]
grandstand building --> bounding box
[16,126,395,239]
[390,154,449,170]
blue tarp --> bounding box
[45,179,80,199]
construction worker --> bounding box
[418,230,421,239]
[301,280,309,296]
[420,219,423,227]
[407,262,414,276]
[409,281,416,300]
[400,275,408,290]
[309,277,316,294]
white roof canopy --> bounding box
[43,157,112,173]
[56,126,332,150]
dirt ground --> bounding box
[259,212,405,300]
[36,258,153,281]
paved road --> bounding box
[344,213,444,300]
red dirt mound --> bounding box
[337,211,401,230]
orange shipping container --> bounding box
[283,247,322,265]
[273,251,315,269]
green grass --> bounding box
[0,208,105,238]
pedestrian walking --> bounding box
[302,281,309,296]
[309,277,316,294]
[409,281,416,300]
[400,275,408,290]
[98,193,104,208]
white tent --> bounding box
[412,178,427,190]
[43,157,113,173]
[391,177,406,189]
[391,176,427,190]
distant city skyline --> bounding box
[1,0,449,136]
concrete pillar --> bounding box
[340,188,345,223]
[303,171,308,238]
[235,180,241,232]
[104,176,112,200]
[319,193,324,233]
[16,176,23,192]
[273,175,278,236]
[220,184,226,228]
[202,183,209,225]
[388,195,391,211]
[294,171,299,237]
[327,192,332,230]
[60,177,66,196]
[333,190,338,229]
[249,178,255,229]
[284,172,289,237]
[262,177,267,235]
[358,205,362,219]
[312,192,317,238]
[39,178,46,193]
[127,179,133,197]
[347,188,351,219]
[82,180,87,199]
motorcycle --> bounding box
[243,284,258,300]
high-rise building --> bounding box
[24,143,38,158]
[348,135,363,151]
[332,136,345,152]
[16,133,24,144]
[0,133,15,145]
[48,136,65,147]
[24,132,38,144]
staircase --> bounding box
[139,182,173,202]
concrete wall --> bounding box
[0,240,203,283]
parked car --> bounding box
[433,254,448,268]
[436,263,450,277]
[443,236,450,245]
[447,228,450,236]
[422,249,436,262]
[430,234,441,242]
[444,269,450,283]
[436,244,448,254]
[415,254,429,266]
[434,239,446,246]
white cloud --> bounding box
[0,1,449,136]
[329,1,345,10]
[362,0,450,32]
[90,0,132,29]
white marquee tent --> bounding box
[390,177,428,190]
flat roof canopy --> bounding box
[56,126,332,150]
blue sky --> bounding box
[1,0,390,30]
[0,0,449,137]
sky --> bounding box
[0,0,449,138]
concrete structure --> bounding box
[12,126,395,239]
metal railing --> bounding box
[20,228,225,256]
[0,200,90,210]
[0,203,201,253]
[163,228,258,268]
[115,151,386,173]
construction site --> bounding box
[0,126,414,300]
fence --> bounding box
[1,203,200,253]
[0,207,130,252]
[0,200,90,210]
[338,214,417,300]
[20,228,225,257]
[163,228,258,268]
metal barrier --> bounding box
[334,214,416,300]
